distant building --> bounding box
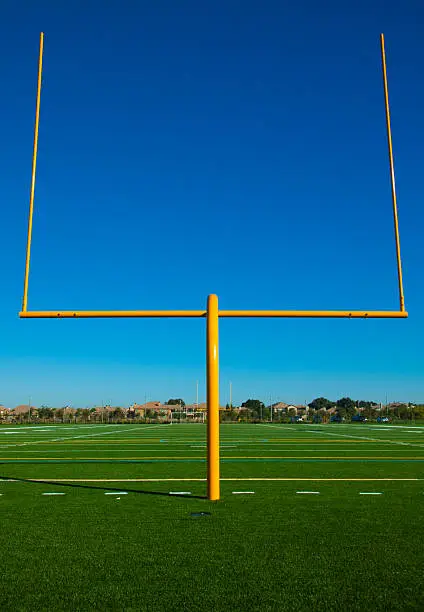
[295,405,308,415]
[129,402,168,417]
[184,403,226,413]
[0,406,11,418]
[272,403,307,416]
[271,402,289,413]
[13,404,36,416]
[62,406,77,417]
[184,403,207,412]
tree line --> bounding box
[221,397,424,422]
[307,397,424,420]
[3,396,424,424]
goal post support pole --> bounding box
[206,294,220,501]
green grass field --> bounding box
[1,422,423,611]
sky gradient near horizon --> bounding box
[1,1,423,408]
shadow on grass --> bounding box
[0,475,206,500]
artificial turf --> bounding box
[0,423,423,611]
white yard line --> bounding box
[263,423,424,431]
[9,477,422,482]
[0,425,119,433]
[0,425,164,449]
[361,425,424,430]
[305,428,424,449]
[261,424,424,449]
[42,492,66,496]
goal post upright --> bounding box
[22,31,44,314]
[19,33,409,502]
[380,33,405,313]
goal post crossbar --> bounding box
[19,310,407,319]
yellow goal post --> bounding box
[20,33,407,500]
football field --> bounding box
[1,422,423,610]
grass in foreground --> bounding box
[0,423,423,611]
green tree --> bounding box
[38,406,53,420]
[308,397,334,411]
[319,408,330,424]
[166,399,185,407]
[395,404,409,419]
[112,407,125,420]
[412,405,424,420]
[362,406,378,420]
[81,409,91,422]
[336,397,357,418]
[221,409,238,423]
[241,399,265,419]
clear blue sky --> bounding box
[1,1,423,408]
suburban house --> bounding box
[93,405,127,417]
[0,406,10,418]
[326,407,338,415]
[272,403,308,416]
[271,402,289,413]
[129,402,172,417]
[62,406,77,417]
[357,403,381,412]
[13,404,37,417]
[386,402,408,410]
[183,403,225,413]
